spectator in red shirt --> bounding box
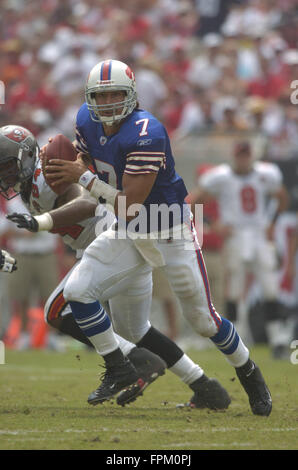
[7,63,61,117]
[163,42,191,82]
[246,55,288,99]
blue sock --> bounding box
[69,300,111,338]
[210,317,240,355]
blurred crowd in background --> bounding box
[0,0,297,354]
[0,0,298,154]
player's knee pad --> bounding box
[63,279,97,304]
[179,295,219,337]
[63,277,83,303]
[125,271,152,303]
[44,290,69,326]
[110,292,152,344]
[167,264,198,299]
[63,262,99,304]
[187,310,219,337]
[113,317,151,344]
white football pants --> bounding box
[63,223,222,342]
[224,230,278,301]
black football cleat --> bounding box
[116,347,166,406]
[236,359,272,416]
[87,358,139,405]
[187,375,231,410]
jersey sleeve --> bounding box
[124,140,166,175]
[74,104,91,155]
[125,150,166,175]
[123,117,166,176]
[74,125,89,155]
[199,166,227,196]
[260,163,283,194]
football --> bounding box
[41,134,77,195]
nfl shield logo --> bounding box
[100,136,107,145]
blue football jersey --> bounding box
[75,103,189,232]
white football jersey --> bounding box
[199,161,283,230]
[25,159,115,255]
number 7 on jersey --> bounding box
[135,118,149,136]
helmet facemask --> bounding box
[86,87,137,126]
[85,60,138,126]
[0,157,20,199]
[0,128,39,200]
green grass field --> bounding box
[0,344,297,450]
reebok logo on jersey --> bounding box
[137,138,152,146]
[100,136,107,145]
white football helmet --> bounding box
[85,59,137,125]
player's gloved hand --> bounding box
[0,249,17,273]
[6,213,39,232]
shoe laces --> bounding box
[98,364,114,383]
[98,361,127,382]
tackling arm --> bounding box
[50,184,97,227]
[45,157,158,221]
[6,184,97,232]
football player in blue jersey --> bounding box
[2,124,231,410]
[42,59,272,415]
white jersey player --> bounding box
[194,141,288,357]
[28,159,108,254]
[0,124,231,410]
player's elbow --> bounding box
[75,198,97,219]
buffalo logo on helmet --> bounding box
[125,66,135,81]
